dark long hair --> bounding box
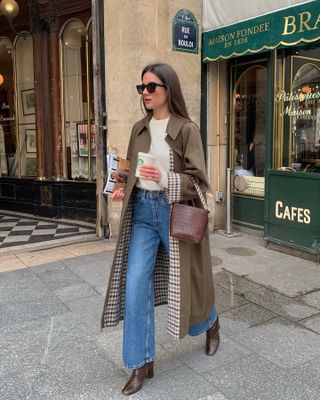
[141,63,190,120]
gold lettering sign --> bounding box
[275,90,320,120]
[208,22,270,50]
[282,11,320,35]
[275,201,311,224]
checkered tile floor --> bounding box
[0,213,96,248]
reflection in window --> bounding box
[0,37,15,176]
[233,66,267,197]
[61,20,95,180]
[291,64,320,173]
[0,36,36,177]
[16,36,36,177]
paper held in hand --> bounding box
[103,154,130,195]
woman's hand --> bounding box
[110,188,125,201]
[139,164,162,183]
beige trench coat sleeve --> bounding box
[126,123,139,161]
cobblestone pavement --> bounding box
[1,231,320,399]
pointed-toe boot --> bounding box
[122,361,154,396]
[206,316,220,356]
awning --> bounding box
[202,0,320,62]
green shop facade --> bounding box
[203,1,320,259]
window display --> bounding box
[15,35,36,176]
[290,62,320,173]
[232,65,267,197]
[0,37,14,176]
[61,19,95,180]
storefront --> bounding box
[202,0,320,258]
[0,0,97,222]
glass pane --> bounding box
[233,66,267,197]
[87,22,96,179]
[87,22,94,121]
[15,36,36,177]
[62,20,95,180]
[0,37,15,176]
[291,64,320,172]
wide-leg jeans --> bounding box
[123,188,218,369]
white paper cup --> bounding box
[135,152,155,178]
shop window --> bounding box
[0,37,15,176]
[15,36,36,177]
[291,63,320,173]
[233,66,267,197]
[61,20,95,181]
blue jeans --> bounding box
[123,188,218,369]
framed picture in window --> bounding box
[77,123,96,157]
[26,158,36,176]
[26,129,36,153]
[21,89,35,116]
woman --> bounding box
[101,63,219,396]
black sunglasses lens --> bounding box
[136,84,143,94]
[146,83,157,93]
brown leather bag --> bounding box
[170,177,210,244]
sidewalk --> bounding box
[1,231,320,399]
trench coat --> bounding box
[101,113,215,339]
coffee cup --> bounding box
[135,152,155,178]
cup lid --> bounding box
[137,152,155,159]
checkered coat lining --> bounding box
[101,150,182,339]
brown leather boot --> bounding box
[206,316,220,356]
[122,361,154,396]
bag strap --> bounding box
[189,176,210,212]
[179,126,210,212]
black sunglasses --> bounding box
[136,82,166,94]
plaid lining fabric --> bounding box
[167,171,181,204]
[102,150,183,338]
[153,243,170,306]
[166,150,182,338]
[102,201,133,326]
[167,234,181,338]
